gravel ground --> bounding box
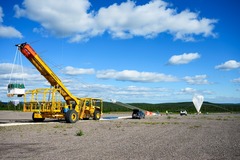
[0,111,240,160]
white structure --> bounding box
[7,83,25,97]
[7,47,25,97]
[192,95,204,113]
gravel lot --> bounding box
[0,111,240,160]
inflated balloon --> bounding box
[110,99,117,103]
[192,95,204,113]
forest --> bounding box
[1,101,239,113]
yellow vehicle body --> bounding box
[17,43,103,123]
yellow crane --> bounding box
[16,42,103,123]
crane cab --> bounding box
[7,83,25,97]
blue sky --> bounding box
[0,0,239,103]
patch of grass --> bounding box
[66,125,73,129]
[53,124,63,128]
[128,121,182,126]
[129,121,181,125]
[76,129,84,136]
[234,116,240,119]
[143,122,161,125]
[198,116,213,120]
[173,122,180,125]
[161,122,170,125]
[129,122,139,125]
[167,116,177,120]
[189,125,201,129]
[116,122,122,128]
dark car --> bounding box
[132,109,145,119]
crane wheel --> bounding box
[93,109,101,120]
[65,109,78,123]
[32,112,45,122]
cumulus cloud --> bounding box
[61,66,95,75]
[232,78,240,83]
[0,6,23,38]
[14,0,217,42]
[215,60,240,71]
[183,74,209,85]
[0,62,46,96]
[69,82,172,103]
[14,0,95,41]
[0,63,43,80]
[96,69,178,82]
[168,52,200,65]
[180,87,196,94]
[177,87,213,96]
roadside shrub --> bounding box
[76,130,84,136]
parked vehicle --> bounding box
[132,109,145,119]
[180,110,187,116]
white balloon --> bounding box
[192,95,204,113]
[110,99,116,103]
[12,100,20,106]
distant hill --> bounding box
[103,101,240,113]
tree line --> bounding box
[103,101,240,113]
[1,101,239,113]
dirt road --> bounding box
[0,111,239,160]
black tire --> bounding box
[93,109,101,120]
[32,112,45,122]
[65,109,78,123]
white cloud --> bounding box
[0,63,15,74]
[215,60,240,71]
[0,6,23,38]
[207,96,240,103]
[0,63,177,102]
[0,62,45,84]
[177,87,213,96]
[232,78,240,83]
[183,74,209,85]
[33,27,49,37]
[0,63,37,79]
[96,69,178,82]
[66,82,172,103]
[96,1,217,41]
[14,0,217,42]
[168,52,200,65]
[180,87,196,94]
[0,63,48,101]
[0,72,43,81]
[0,62,236,103]
[0,26,23,38]
[14,0,95,40]
[61,66,95,75]
[202,90,214,95]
